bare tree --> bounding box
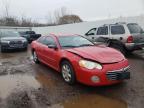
[46,11,56,26]
[21,16,33,27]
[54,7,69,24]
[2,0,11,17]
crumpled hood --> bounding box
[1,37,26,41]
[66,46,125,63]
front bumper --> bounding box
[125,43,144,51]
[1,42,28,50]
[74,59,130,86]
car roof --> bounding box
[48,33,80,37]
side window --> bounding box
[85,28,96,36]
[44,37,56,46]
[37,36,46,44]
[111,25,125,35]
[97,26,108,35]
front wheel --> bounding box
[61,61,76,85]
[0,46,5,53]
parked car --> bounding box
[0,30,28,52]
[85,22,144,55]
[19,31,41,43]
[31,34,130,86]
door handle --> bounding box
[120,37,123,40]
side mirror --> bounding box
[48,44,57,49]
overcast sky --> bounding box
[0,0,144,23]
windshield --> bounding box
[127,23,144,34]
[1,31,20,37]
[58,35,94,48]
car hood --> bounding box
[66,46,125,64]
[1,37,26,41]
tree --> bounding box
[54,7,69,24]
[2,0,11,17]
[58,15,83,25]
[52,7,83,25]
[4,16,19,26]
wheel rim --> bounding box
[33,52,38,62]
[62,64,72,82]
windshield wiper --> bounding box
[62,45,78,48]
[79,44,94,47]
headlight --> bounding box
[79,60,102,70]
[22,39,27,43]
[1,40,10,43]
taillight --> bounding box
[127,36,133,43]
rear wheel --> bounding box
[1,46,5,53]
[61,61,76,85]
[32,51,39,64]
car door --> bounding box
[42,36,59,69]
[36,36,46,61]
[85,28,97,41]
[95,26,109,44]
[110,24,126,42]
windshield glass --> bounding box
[127,23,144,34]
[58,35,94,48]
[1,31,20,37]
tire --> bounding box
[23,47,28,51]
[61,61,76,85]
[1,46,5,53]
[110,44,126,55]
[32,51,39,64]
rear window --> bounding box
[127,23,144,34]
[111,25,125,35]
[37,36,46,44]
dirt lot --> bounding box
[0,47,144,108]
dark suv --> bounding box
[0,30,28,52]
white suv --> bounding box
[85,22,144,55]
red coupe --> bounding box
[31,34,130,86]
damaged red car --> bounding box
[31,34,130,86]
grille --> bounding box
[9,41,22,45]
[9,41,23,47]
[106,66,130,81]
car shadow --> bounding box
[126,52,144,60]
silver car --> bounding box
[85,22,144,55]
[0,30,28,52]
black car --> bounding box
[19,31,41,43]
[0,30,28,52]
